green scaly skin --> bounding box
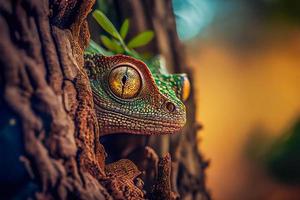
[84,53,187,135]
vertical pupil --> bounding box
[122,75,127,85]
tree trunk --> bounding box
[0,0,109,199]
[0,0,210,199]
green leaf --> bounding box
[120,19,129,39]
[124,48,142,60]
[93,10,122,41]
[111,39,124,54]
[127,31,154,49]
[85,39,113,56]
[100,35,115,51]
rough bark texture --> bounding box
[0,0,210,199]
[0,0,110,199]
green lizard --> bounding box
[84,53,190,135]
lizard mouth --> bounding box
[96,105,185,135]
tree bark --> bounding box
[0,0,109,199]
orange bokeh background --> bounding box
[188,26,300,199]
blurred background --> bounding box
[173,0,300,199]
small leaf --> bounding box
[127,31,154,49]
[111,39,124,54]
[93,10,122,41]
[120,19,130,39]
[100,35,115,51]
[124,49,142,60]
[85,40,113,56]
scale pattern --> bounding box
[84,54,187,135]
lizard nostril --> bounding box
[165,102,175,112]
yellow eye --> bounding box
[181,76,190,102]
[108,65,142,99]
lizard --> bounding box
[84,53,190,135]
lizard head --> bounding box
[84,54,188,135]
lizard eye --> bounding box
[108,65,142,99]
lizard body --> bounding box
[84,54,189,135]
